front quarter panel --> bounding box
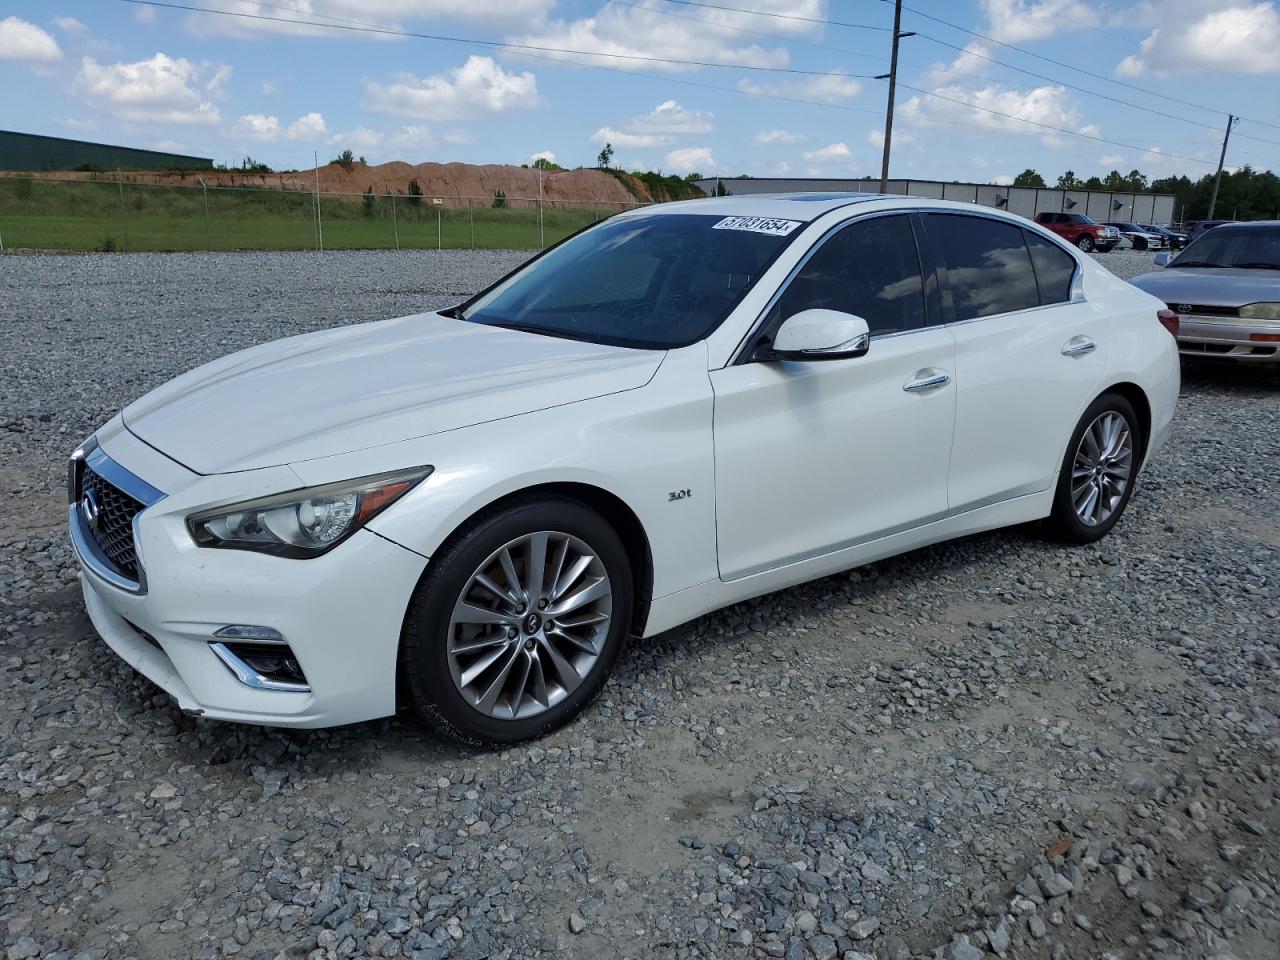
[294,344,720,606]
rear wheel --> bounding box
[401,496,633,744]
[1046,394,1142,543]
[1076,235,1095,252]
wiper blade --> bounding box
[1170,260,1216,267]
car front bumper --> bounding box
[71,426,429,728]
[1176,315,1280,363]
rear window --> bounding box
[928,214,1040,321]
[461,212,800,349]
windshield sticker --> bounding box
[712,216,802,237]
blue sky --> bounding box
[1,1,1277,183]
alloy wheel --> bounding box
[446,531,612,720]
[1071,411,1133,526]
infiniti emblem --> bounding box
[80,488,101,530]
[523,612,542,635]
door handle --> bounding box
[1061,336,1097,357]
[903,372,951,393]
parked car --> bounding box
[1186,219,1235,241]
[1034,211,1120,252]
[1130,220,1280,363]
[1140,224,1189,249]
[1104,222,1168,251]
[70,195,1180,743]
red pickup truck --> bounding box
[1034,212,1120,252]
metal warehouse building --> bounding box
[0,130,213,172]
[694,177,1178,227]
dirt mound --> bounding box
[7,160,694,207]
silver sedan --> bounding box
[1129,221,1280,363]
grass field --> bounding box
[0,177,632,252]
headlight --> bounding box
[188,466,431,557]
[1240,302,1280,321]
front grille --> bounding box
[1170,303,1239,318]
[80,465,144,581]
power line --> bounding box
[117,0,1228,171]
[659,0,890,32]
[886,0,1280,132]
[114,0,879,77]
[659,0,1279,138]
[895,83,1216,166]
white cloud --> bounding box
[78,53,226,124]
[900,80,1093,148]
[738,73,862,104]
[978,0,1098,43]
[803,142,853,163]
[772,160,792,174]
[363,55,540,120]
[53,16,87,34]
[331,126,384,153]
[135,6,157,24]
[1100,153,1123,165]
[529,150,557,165]
[206,63,234,96]
[511,0,808,72]
[664,146,716,174]
[868,128,914,148]
[1118,2,1280,75]
[589,99,713,149]
[229,111,329,141]
[754,129,803,145]
[260,80,279,95]
[0,17,62,62]
[992,174,1015,186]
[185,0,556,38]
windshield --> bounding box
[1069,215,1095,224]
[460,212,801,349]
[1172,226,1280,269]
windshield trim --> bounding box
[453,209,812,351]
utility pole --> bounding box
[1206,114,1239,220]
[877,0,914,193]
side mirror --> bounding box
[772,309,871,361]
[1153,252,1171,267]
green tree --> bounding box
[492,189,507,208]
[406,178,423,207]
[1012,168,1046,187]
[1056,170,1081,189]
[1124,169,1148,192]
[1082,175,1104,190]
[333,149,355,172]
[596,142,614,169]
[531,157,560,171]
[362,185,375,218]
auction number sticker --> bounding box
[711,216,802,237]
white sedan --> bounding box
[69,194,1180,743]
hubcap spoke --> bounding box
[1070,410,1134,526]
[447,531,612,720]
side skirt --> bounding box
[641,489,1052,637]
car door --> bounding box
[710,213,958,581]
[923,213,1105,512]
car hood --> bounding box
[1129,267,1280,306]
[123,313,664,474]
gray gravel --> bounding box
[2,249,1279,960]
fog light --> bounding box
[210,641,310,692]
[1249,333,1280,343]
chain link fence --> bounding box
[0,176,647,253]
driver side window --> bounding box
[768,215,927,336]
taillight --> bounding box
[1157,308,1180,338]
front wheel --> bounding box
[400,496,633,744]
[1046,394,1142,543]
[1076,235,1095,252]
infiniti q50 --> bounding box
[69,194,1179,743]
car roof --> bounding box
[621,193,1062,224]
[1209,220,1279,231]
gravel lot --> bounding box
[1,248,1278,960]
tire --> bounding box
[1134,237,1148,251]
[1046,393,1143,544]
[400,495,633,744]
[1076,235,1095,252]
